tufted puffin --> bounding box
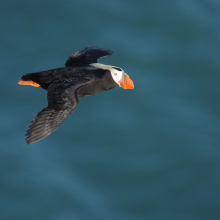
[18,46,134,144]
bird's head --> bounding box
[90,63,134,89]
[110,66,134,89]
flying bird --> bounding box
[18,46,134,144]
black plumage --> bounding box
[19,46,121,144]
[65,46,113,67]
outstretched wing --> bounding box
[25,81,79,144]
[65,46,113,67]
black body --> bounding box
[20,47,119,144]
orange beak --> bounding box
[18,80,41,87]
[119,73,134,89]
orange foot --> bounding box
[18,80,41,87]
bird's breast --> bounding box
[77,80,106,97]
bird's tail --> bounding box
[18,69,63,89]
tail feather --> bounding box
[20,68,69,90]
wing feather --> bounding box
[65,46,113,67]
[25,82,79,144]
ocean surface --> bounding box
[1,0,220,219]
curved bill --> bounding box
[119,73,134,89]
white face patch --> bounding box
[110,68,123,86]
[90,63,124,86]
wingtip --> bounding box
[25,134,46,144]
[85,46,113,54]
[25,139,31,145]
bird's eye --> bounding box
[114,73,117,76]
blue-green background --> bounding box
[1,1,220,219]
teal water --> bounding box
[1,1,220,219]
